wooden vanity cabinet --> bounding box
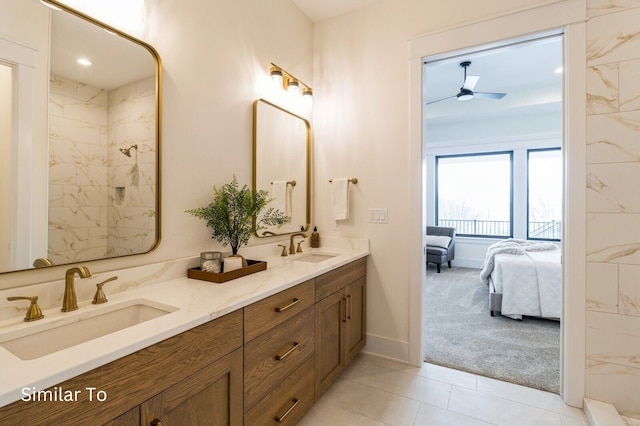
[0,310,244,426]
[0,257,367,425]
[243,279,315,425]
[314,258,366,398]
[140,347,243,426]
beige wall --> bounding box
[312,0,556,363]
[2,0,638,416]
[0,65,11,271]
[313,0,639,417]
[0,0,313,285]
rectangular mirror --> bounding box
[253,99,310,236]
[0,0,161,273]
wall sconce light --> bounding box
[270,63,312,101]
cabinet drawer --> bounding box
[244,279,315,343]
[315,257,366,302]
[244,307,314,410]
[244,357,314,426]
[0,310,243,425]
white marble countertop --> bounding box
[0,238,369,408]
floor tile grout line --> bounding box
[348,356,586,424]
[472,383,587,419]
[319,397,403,425]
[347,375,453,409]
[449,384,579,423]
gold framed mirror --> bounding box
[253,99,310,236]
[0,0,161,273]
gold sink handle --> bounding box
[92,276,118,305]
[7,296,44,322]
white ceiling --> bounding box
[51,0,561,121]
[291,1,562,129]
[50,10,155,90]
[292,0,379,22]
[423,36,563,126]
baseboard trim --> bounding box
[452,259,483,269]
[362,333,409,364]
[584,398,625,426]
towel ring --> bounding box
[329,178,358,184]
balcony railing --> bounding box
[437,219,562,240]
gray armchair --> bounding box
[426,226,456,273]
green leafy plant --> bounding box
[186,175,287,255]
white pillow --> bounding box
[426,235,451,249]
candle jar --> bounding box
[200,251,222,273]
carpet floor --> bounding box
[423,264,560,393]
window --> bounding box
[528,148,562,240]
[436,152,513,237]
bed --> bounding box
[480,239,561,320]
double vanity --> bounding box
[0,237,369,424]
[1,3,355,424]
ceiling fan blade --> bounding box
[462,75,479,91]
[425,95,456,105]
[473,92,507,99]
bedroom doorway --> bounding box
[422,34,564,394]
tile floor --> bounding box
[299,353,589,426]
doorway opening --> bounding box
[422,34,564,394]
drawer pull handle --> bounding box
[275,398,300,422]
[341,298,347,323]
[347,294,352,320]
[151,419,163,426]
[275,342,300,360]
[275,298,300,312]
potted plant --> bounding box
[186,175,287,257]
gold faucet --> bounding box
[7,296,44,322]
[289,233,307,255]
[32,258,53,268]
[63,266,92,312]
[92,276,118,304]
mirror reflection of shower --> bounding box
[119,144,138,158]
[119,144,139,186]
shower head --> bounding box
[119,144,138,157]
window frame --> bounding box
[526,147,562,241]
[435,151,514,239]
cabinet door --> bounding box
[345,276,366,365]
[141,347,243,426]
[103,406,139,426]
[314,290,346,398]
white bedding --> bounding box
[480,239,561,320]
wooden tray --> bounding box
[188,259,267,283]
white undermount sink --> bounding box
[0,299,178,360]
[294,253,338,263]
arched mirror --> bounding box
[0,0,161,274]
[253,99,310,236]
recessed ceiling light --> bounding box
[76,58,92,67]
[554,66,563,74]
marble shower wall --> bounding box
[585,0,640,418]
[48,75,109,264]
[107,77,156,257]
[48,76,156,264]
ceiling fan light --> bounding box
[457,88,474,101]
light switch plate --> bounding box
[368,208,388,223]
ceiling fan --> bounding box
[426,61,507,105]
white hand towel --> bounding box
[271,181,291,216]
[331,178,349,220]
